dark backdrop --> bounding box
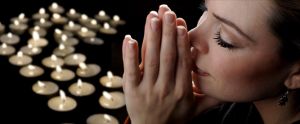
[0,0,203,123]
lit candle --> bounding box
[99,71,122,88]
[9,51,32,66]
[68,79,95,97]
[76,62,101,78]
[20,44,42,56]
[99,91,125,109]
[0,32,20,45]
[85,19,101,31]
[34,18,53,28]
[0,43,15,56]
[79,14,91,25]
[32,80,59,95]
[51,66,75,81]
[11,13,29,24]
[28,31,48,47]
[99,23,117,35]
[19,64,44,77]
[42,54,64,68]
[86,113,119,124]
[32,8,50,20]
[77,27,96,38]
[110,15,126,27]
[83,37,104,45]
[9,20,28,35]
[48,90,77,112]
[66,8,80,20]
[0,22,5,34]
[29,26,47,37]
[95,10,110,22]
[64,21,81,32]
[64,53,86,66]
[53,43,75,57]
[53,28,74,40]
[48,2,65,14]
[51,13,68,24]
[57,34,79,46]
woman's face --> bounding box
[190,0,290,102]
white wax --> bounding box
[0,43,15,56]
[51,67,75,81]
[29,26,47,37]
[68,79,95,97]
[32,8,50,20]
[27,34,48,48]
[99,91,125,109]
[48,2,65,14]
[83,37,104,45]
[19,64,44,77]
[86,114,119,124]
[51,14,68,24]
[9,23,28,35]
[48,95,77,112]
[9,52,32,66]
[94,10,110,22]
[20,45,42,56]
[99,74,122,88]
[99,23,117,35]
[76,63,101,78]
[53,45,75,57]
[66,8,80,20]
[109,15,126,27]
[64,21,81,32]
[42,55,64,68]
[32,81,58,95]
[57,35,79,46]
[34,19,53,28]
[0,33,20,45]
[64,53,86,66]
[77,27,96,38]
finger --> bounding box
[176,18,187,29]
[156,11,177,89]
[158,4,171,19]
[140,11,159,71]
[142,17,162,84]
[123,35,141,88]
[175,26,192,97]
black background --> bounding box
[0,0,203,123]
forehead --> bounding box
[207,0,275,40]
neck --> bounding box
[253,90,300,124]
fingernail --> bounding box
[177,26,186,36]
[128,39,136,49]
[125,34,132,40]
[151,17,159,31]
[149,11,158,17]
[165,12,174,23]
[160,4,170,10]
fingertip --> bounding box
[177,25,187,36]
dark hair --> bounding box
[271,0,300,62]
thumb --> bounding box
[193,93,223,116]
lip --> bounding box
[192,65,209,76]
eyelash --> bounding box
[213,31,235,49]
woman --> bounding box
[122,0,300,123]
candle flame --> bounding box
[69,8,76,14]
[39,8,45,14]
[102,91,113,101]
[28,65,36,70]
[53,13,61,19]
[14,20,20,25]
[104,23,110,29]
[51,2,58,9]
[104,114,112,121]
[113,15,120,21]
[56,66,62,72]
[68,21,74,27]
[77,79,83,88]
[59,90,66,103]
[7,32,13,38]
[91,19,97,25]
[39,18,46,23]
[1,43,7,48]
[99,10,106,16]
[34,26,40,30]
[81,14,88,20]
[17,51,23,57]
[73,54,78,60]
[55,28,62,34]
[18,13,25,19]
[79,62,87,70]
[61,34,68,41]
[81,27,88,33]
[32,31,40,40]
[37,80,45,87]
[51,54,58,61]
[107,71,114,79]
[32,47,39,53]
[58,44,65,50]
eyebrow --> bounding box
[212,13,255,42]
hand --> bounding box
[122,5,221,124]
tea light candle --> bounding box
[110,15,126,27]
[68,79,95,97]
[83,37,104,45]
[53,28,74,40]
[76,62,101,78]
[48,90,77,112]
[57,34,79,46]
[0,22,5,34]
[86,114,119,124]
[32,8,49,20]
[95,10,110,22]
[9,51,32,66]
[66,8,80,20]
[79,14,91,25]
[85,19,101,31]
[11,13,29,24]
[99,91,125,109]
[0,32,20,45]
[99,23,117,35]
[77,27,96,38]
[19,64,44,77]
[28,31,48,47]
[9,20,28,35]
[51,13,68,24]
[64,21,81,32]
[64,53,86,66]
[53,44,75,57]
[29,26,47,37]
[42,54,64,68]
[34,18,53,28]
[99,71,122,88]
[32,80,59,95]
[0,43,15,56]
[51,66,75,81]
[20,44,42,56]
[48,2,64,14]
